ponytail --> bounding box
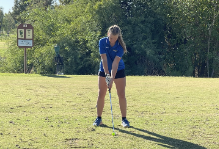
[118,35,127,53]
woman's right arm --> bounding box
[100,54,109,74]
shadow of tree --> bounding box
[100,125,206,149]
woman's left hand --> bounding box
[108,78,114,89]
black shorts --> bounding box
[98,69,125,79]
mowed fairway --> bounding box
[0,73,218,148]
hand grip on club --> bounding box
[105,73,111,88]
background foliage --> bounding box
[1,0,219,77]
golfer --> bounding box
[93,25,130,128]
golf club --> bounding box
[109,88,115,136]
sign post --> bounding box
[17,24,34,73]
[24,48,27,74]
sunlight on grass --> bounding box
[0,74,218,148]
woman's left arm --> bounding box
[108,56,121,89]
[111,56,121,79]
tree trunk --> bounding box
[207,3,218,78]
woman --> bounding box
[93,25,130,128]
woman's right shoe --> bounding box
[93,117,103,126]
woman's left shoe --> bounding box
[121,118,130,128]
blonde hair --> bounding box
[108,25,127,53]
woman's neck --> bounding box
[110,42,115,47]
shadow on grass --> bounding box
[100,125,206,149]
[41,74,71,78]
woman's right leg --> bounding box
[93,76,107,126]
[96,76,108,117]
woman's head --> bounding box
[108,25,121,37]
[107,25,127,53]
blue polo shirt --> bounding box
[99,37,125,73]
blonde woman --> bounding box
[93,25,130,128]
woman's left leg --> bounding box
[114,77,126,117]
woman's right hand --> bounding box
[105,74,111,87]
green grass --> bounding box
[0,73,219,148]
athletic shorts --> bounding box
[98,69,125,79]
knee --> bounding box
[98,89,107,99]
[117,91,126,99]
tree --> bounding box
[0,7,3,32]
[2,13,16,33]
[94,0,167,75]
[28,0,54,10]
[3,0,100,74]
[58,0,72,5]
[10,0,54,24]
[10,0,27,23]
[164,0,219,77]
[206,2,219,77]
[3,0,219,77]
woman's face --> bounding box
[108,33,119,44]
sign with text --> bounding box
[26,29,33,39]
[18,39,33,47]
[17,24,34,48]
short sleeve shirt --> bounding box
[99,37,125,73]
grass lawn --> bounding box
[0,73,218,148]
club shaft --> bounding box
[109,89,115,132]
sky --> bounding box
[0,0,60,14]
[0,0,14,14]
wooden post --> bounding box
[24,48,27,74]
